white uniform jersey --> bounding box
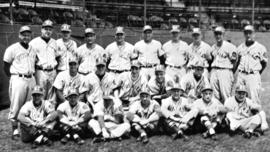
[134,40,164,66]
[30,37,58,69]
[237,41,268,72]
[163,40,191,66]
[93,100,122,118]
[188,41,212,68]
[193,98,224,116]
[79,72,116,104]
[161,96,190,118]
[106,41,134,71]
[19,100,55,123]
[57,100,90,121]
[115,72,148,100]
[129,100,160,119]
[56,38,77,71]
[224,97,261,118]
[147,74,174,96]
[76,43,106,74]
[53,70,83,97]
[3,42,36,75]
[211,40,237,69]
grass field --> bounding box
[1,30,270,152]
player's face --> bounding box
[202,90,213,103]
[140,93,151,107]
[131,66,140,75]
[19,31,32,44]
[244,30,255,42]
[96,64,106,75]
[85,33,96,44]
[69,62,78,73]
[62,31,71,40]
[41,27,53,39]
[155,71,165,83]
[193,66,204,78]
[214,31,224,42]
[67,94,78,107]
[115,33,125,43]
[32,93,43,106]
[171,32,180,41]
[192,33,201,42]
[235,91,247,102]
[171,89,182,101]
[143,30,153,42]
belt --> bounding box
[212,67,230,70]
[166,64,183,69]
[78,71,89,75]
[109,69,130,73]
[36,66,55,72]
[239,70,255,74]
[16,74,34,78]
[141,64,157,68]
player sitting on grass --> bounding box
[57,88,91,145]
[18,86,58,148]
[161,84,198,140]
[225,85,269,138]
[89,96,130,143]
[126,88,161,144]
[193,85,226,140]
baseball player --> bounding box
[76,28,106,75]
[105,26,135,77]
[3,25,36,140]
[147,64,174,104]
[56,24,78,73]
[18,86,57,148]
[161,84,198,140]
[193,85,226,140]
[162,25,191,84]
[181,59,210,102]
[188,28,212,78]
[79,57,116,107]
[225,85,268,138]
[235,25,268,104]
[210,26,237,103]
[133,25,165,80]
[30,19,59,100]
[88,96,130,142]
[53,56,83,106]
[57,88,91,145]
[127,89,161,144]
[113,60,148,111]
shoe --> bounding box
[141,135,149,144]
[75,137,85,145]
[243,131,252,139]
[136,136,142,142]
[202,131,210,139]
[92,137,105,143]
[43,138,53,146]
[31,141,39,149]
[171,133,178,140]
[181,134,190,142]
[61,136,69,144]
[210,134,218,141]
[12,134,20,141]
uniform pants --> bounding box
[35,70,57,100]
[59,122,88,137]
[166,66,186,85]
[141,67,155,81]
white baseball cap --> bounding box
[19,25,31,33]
[214,26,225,33]
[244,25,254,32]
[170,25,180,33]
[61,24,71,32]
[85,28,95,34]
[115,26,125,34]
[192,28,201,35]
[143,25,152,32]
[42,19,53,28]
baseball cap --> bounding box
[103,95,113,101]
[167,83,184,92]
[214,26,225,33]
[42,19,53,28]
[155,65,165,72]
[85,28,95,34]
[61,24,71,32]
[19,25,31,33]
[66,88,79,97]
[131,60,141,68]
[235,85,247,93]
[244,25,254,32]
[68,56,78,64]
[140,87,150,96]
[170,25,180,33]
[96,57,106,66]
[115,26,125,34]
[192,28,201,35]
[143,25,152,32]
[31,86,44,95]
[201,84,213,92]
[193,59,206,68]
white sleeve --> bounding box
[3,45,14,63]
[53,73,64,90]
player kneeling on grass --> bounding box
[161,84,198,140]
[57,88,91,145]
[88,96,130,142]
[193,85,226,140]
[224,85,269,138]
[126,89,161,144]
[18,86,58,148]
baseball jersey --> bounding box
[188,41,212,68]
[224,97,261,119]
[237,41,268,72]
[129,100,160,119]
[57,100,90,121]
[79,72,116,104]
[30,37,59,69]
[115,72,148,101]
[19,100,55,125]
[162,40,191,66]
[147,74,174,96]
[193,98,224,117]
[3,42,36,75]
[76,43,106,74]
[134,40,164,66]
[93,99,123,121]
[106,41,134,71]
[53,70,83,97]
[56,38,78,71]
[161,96,191,119]
[211,40,237,69]
[180,72,210,99]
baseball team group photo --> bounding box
[1,0,270,152]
